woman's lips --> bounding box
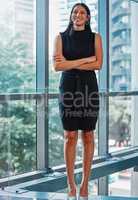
[75,18,82,21]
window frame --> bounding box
[0,0,138,196]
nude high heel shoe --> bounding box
[67,186,77,200]
[67,196,77,200]
[78,188,88,200]
[78,196,88,200]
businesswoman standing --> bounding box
[53,3,103,200]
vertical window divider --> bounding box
[98,0,110,195]
[36,0,49,171]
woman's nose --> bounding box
[76,12,81,16]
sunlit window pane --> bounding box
[0,0,36,93]
[0,100,36,178]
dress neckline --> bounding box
[69,28,89,38]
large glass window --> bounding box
[110,0,131,92]
[0,100,36,178]
[109,0,138,153]
[1,0,138,197]
[49,99,64,167]
[109,96,131,153]
[110,0,138,91]
[0,0,36,93]
[0,0,36,179]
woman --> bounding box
[53,3,103,200]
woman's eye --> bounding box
[73,11,86,15]
[73,10,78,14]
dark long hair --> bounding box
[65,3,92,34]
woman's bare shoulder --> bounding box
[54,33,62,41]
[95,32,102,40]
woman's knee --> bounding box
[81,131,94,144]
[64,131,78,144]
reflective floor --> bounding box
[0,190,138,200]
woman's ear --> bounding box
[87,15,90,20]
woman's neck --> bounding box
[73,25,85,31]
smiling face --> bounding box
[71,5,90,28]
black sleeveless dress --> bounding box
[58,28,99,131]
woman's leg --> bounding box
[80,130,95,196]
[64,130,78,196]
